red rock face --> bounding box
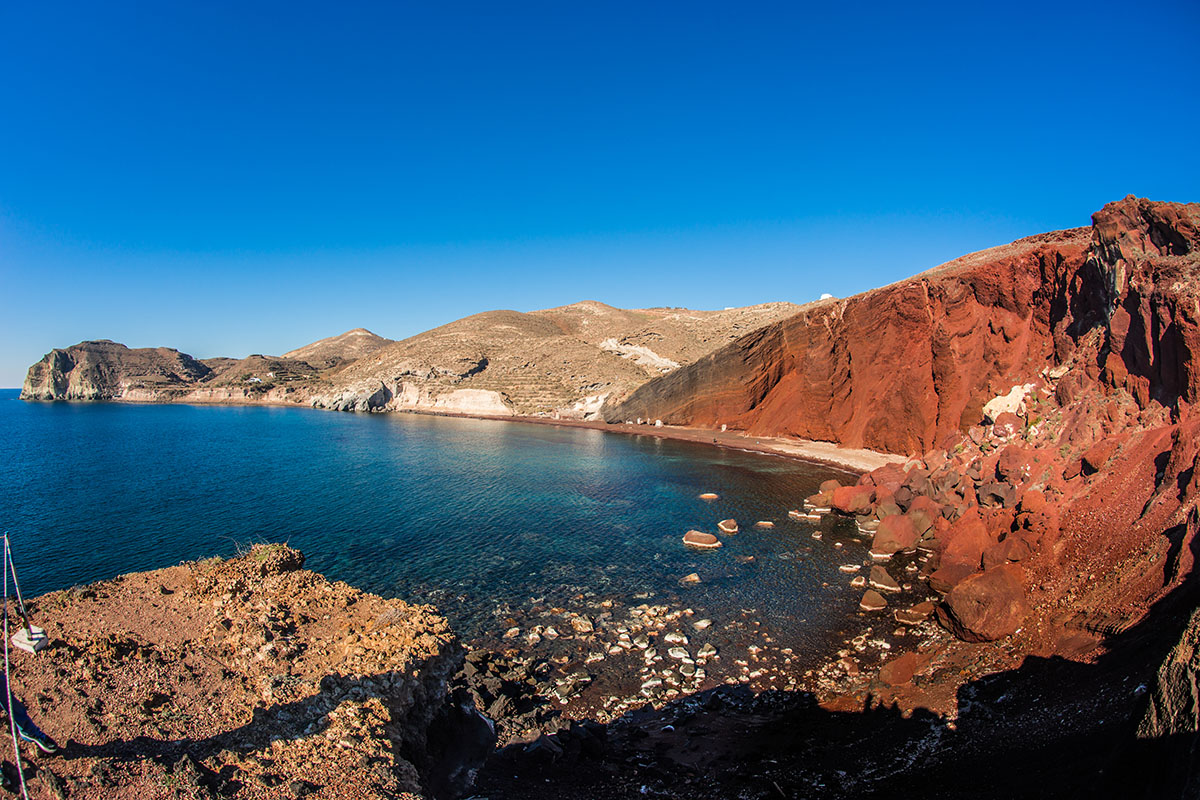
[607,228,1095,453]
[606,197,1200,458]
[607,197,1200,649]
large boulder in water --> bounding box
[872,515,918,556]
[832,485,874,515]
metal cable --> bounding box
[3,536,31,800]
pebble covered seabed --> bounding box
[453,491,949,743]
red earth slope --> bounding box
[606,197,1198,458]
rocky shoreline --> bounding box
[10,195,1200,796]
[6,496,1197,799]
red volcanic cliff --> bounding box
[609,197,1200,651]
[606,197,1199,457]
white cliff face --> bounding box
[430,388,514,416]
[556,392,609,420]
[310,380,513,416]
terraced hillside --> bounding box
[23,302,802,418]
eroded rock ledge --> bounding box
[9,545,467,799]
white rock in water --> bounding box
[697,643,718,659]
[664,632,689,644]
[668,647,690,660]
[693,619,713,630]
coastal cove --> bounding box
[0,389,882,656]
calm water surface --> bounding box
[0,390,864,650]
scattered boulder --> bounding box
[1081,439,1119,474]
[978,481,1019,508]
[875,499,903,518]
[1019,489,1047,515]
[819,479,843,494]
[982,531,1037,568]
[928,562,978,593]
[906,496,942,535]
[996,445,1040,484]
[869,565,901,593]
[859,589,888,611]
[938,563,1030,642]
[698,492,720,501]
[805,492,834,511]
[879,651,924,686]
[894,600,936,625]
[937,509,994,570]
[718,519,739,534]
[680,573,701,585]
[992,411,1023,439]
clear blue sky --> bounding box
[2,1,1197,387]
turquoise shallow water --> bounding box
[0,389,864,650]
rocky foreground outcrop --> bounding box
[9,545,471,799]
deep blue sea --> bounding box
[0,389,865,651]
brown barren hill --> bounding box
[282,327,395,368]
[20,302,800,418]
[309,301,801,416]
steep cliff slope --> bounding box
[607,197,1199,457]
[21,340,214,401]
